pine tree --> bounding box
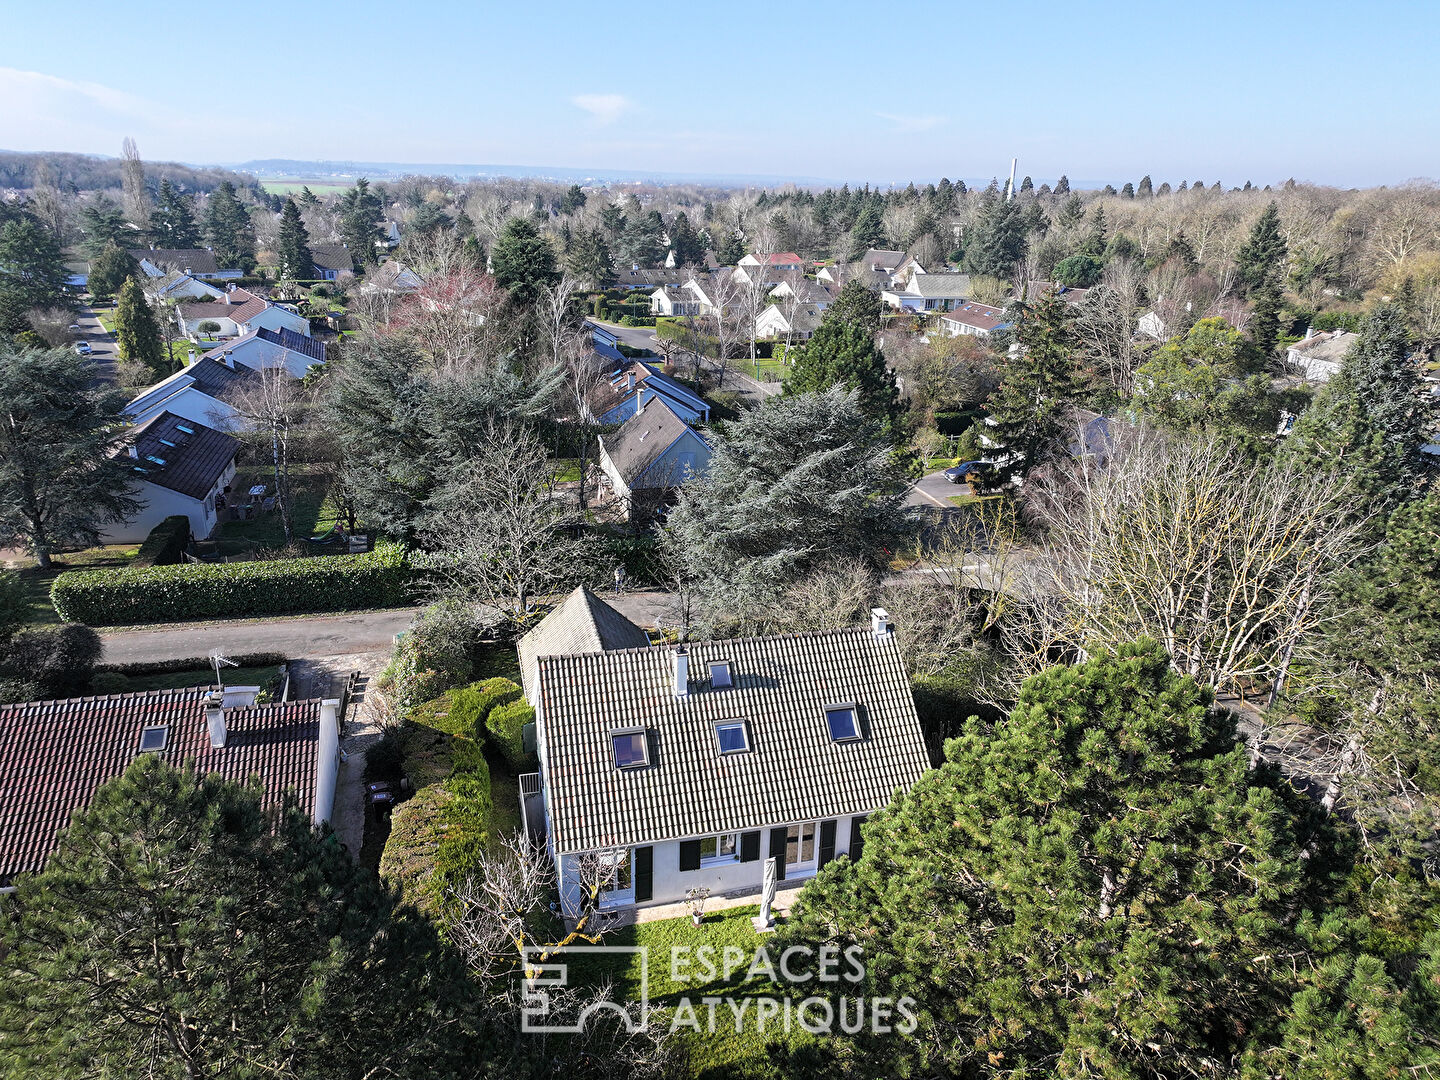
[1054,174,1070,195]
[714,228,745,266]
[0,756,481,1076]
[668,211,705,266]
[1236,201,1287,295]
[559,183,587,215]
[203,180,256,271]
[87,244,138,303]
[824,278,884,332]
[781,640,1336,1079]
[338,177,383,266]
[114,276,167,378]
[984,292,1080,475]
[1137,174,1154,197]
[620,209,666,266]
[1121,181,1136,198]
[962,192,1027,278]
[563,226,616,288]
[1250,276,1282,356]
[276,197,315,281]
[77,196,128,259]
[0,339,139,567]
[150,178,200,248]
[298,184,320,208]
[0,208,69,334]
[848,203,888,259]
[785,309,899,429]
[1057,193,1085,229]
[490,216,559,303]
[1019,175,1033,193]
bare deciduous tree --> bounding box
[223,367,311,544]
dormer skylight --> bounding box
[709,660,732,688]
[138,725,169,753]
[611,727,650,769]
[824,704,860,742]
[714,719,749,754]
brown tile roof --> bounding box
[941,302,1010,332]
[178,288,261,322]
[0,688,324,884]
[131,248,220,275]
[113,411,240,500]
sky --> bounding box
[1,0,1436,188]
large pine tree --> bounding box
[114,275,166,378]
[785,300,899,429]
[203,180,256,271]
[275,197,315,281]
[338,177,383,267]
[150,177,201,248]
[984,291,1081,475]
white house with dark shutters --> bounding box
[517,588,931,917]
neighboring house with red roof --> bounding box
[733,252,804,284]
[177,287,310,341]
[101,411,240,543]
[937,301,1012,338]
[0,687,341,888]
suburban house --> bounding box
[130,247,243,281]
[517,595,930,916]
[681,276,725,315]
[615,267,689,290]
[858,248,908,273]
[737,252,803,276]
[124,355,257,429]
[379,220,403,248]
[882,272,972,312]
[588,360,711,424]
[768,278,834,311]
[148,270,224,302]
[0,687,341,888]
[364,259,424,294]
[1022,281,1090,305]
[201,326,327,378]
[649,284,703,318]
[177,288,311,340]
[755,302,822,342]
[1137,310,1168,340]
[102,411,240,544]
[598,395,712,520]
[1286,328,1358,382]
[309,243,356,281]
[937,302,1012,338]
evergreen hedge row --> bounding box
[52,543,417,626]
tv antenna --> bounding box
[210,651,240,687]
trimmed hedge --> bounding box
[486,699,535,770]
[447,677,521,741]
[95,651,287,676]
[52,542,416,626]
[134,515,192,567]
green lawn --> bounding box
[569,906,817,1078]
[552,458,582,483]
[216,465,342,548]
[746,357,787,383]
[949,492,1005,508]
[119,664,279,694]
[12,546,138,627]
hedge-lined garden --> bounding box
[51,542,418,626]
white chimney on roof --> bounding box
[871,607,892,638]
[313,699,341,826]
[627,372,636,389]
[127,445,139,459]
[673,647,690,698]
[204,691,227,748]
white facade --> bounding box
[245,305,311,338]
[101,460,236,545]
[125,374,243,430]
[205,337,321,379]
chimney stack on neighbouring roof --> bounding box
[627,371,636,390]
[673,647,690,698]
[204,691,227,748]
[871,607,892,638]
[127,445,139,459]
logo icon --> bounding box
[521,944,650,1033]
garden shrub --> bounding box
[486,699,535,771]
[134,515,192,567]
[89,671,131,695]
[0,623,103,701]
[51,542,416,626]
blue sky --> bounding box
[1,0,1435,187]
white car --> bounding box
[67,323,82,334]
[74,341,92,355]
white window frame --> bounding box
[697,833,740,865]
[714,718,749,754]
[824,703,861,743]
[596,848,634,907]
[709,659,733,688]
[784,821,818,870]
[610,727,650,769]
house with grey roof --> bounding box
[101,411,240,544]
[1286,328,1357,383]
[201,325,326,378]
[882,272,972,312]
[309,243,356,281]
[130,247,243,281]
[147,269,225,302]
[588,360,710,425]
[518,595,931,917]
[598,395,711,520]
[124,355,259,430]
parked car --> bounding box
[67,323,82,334]
[943,460,995,485]
[74,341,92,355]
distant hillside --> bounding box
[233,158,841,188]
[0,150,261,195]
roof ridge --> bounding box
[536,622,884,665]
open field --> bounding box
[260,180,355,195]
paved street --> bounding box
[75,303,118,385]
[907,468,968,508]
[101,608,420,665]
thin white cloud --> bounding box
[571,93,631,125]
[874,111,948,133]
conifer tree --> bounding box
[490,216,560,303]
[1054,174,1070,194]
[1236,201,1287,295]
[276,197,315,281]
[338,177,383,266]
[150,177,200,248]
[114,276,166,378]
[1137,174,1153,197]
[203,180,256,271]
[984,291,1080,475]
[785,307,899,429]
[848,203,888,259]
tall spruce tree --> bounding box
[848,203,888,258]
[76,196,129,259]
[276,197,315,281]
[0,208,69,334]
[1236,200,1287,295]
[114,276,166,378]
[984,291,1081,475]
[785,310,899,429]
[203,180,256,271]
[0,340,139,568]
[490,216,560,304]
[150,177,200,248]
[86,244,138,304]
[338,177,383,266]
[963,191,1027,278]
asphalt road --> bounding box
[75,303,118,384]
[101,608,421,665]
[907,469,969,508]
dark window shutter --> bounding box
[633,845,653,902]
[678,839,702,872]
[849,815,868,862]
[739,830,761,863]
[818,819,837,869]
[768,826,788,881]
